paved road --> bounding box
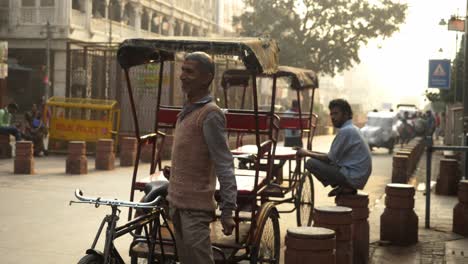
[0,135,394,263]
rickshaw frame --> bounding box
[220,66,319,226]
[117,37,283,263]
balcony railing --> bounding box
[19,7,56,24]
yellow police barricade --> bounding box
[46,96,120,153]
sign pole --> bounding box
[464,0,468,179]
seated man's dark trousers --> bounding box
[0,127,21,141]
[305,158,352,188]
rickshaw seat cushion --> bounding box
[216,169,267,195]
[135,170,167,191]
[142,181,169,202]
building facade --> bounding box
[0,0,241,110]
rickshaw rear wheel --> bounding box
[77,254,103,264]
[295,172,314,226]
[250,203,280,264]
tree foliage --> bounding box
[234,0,407,76]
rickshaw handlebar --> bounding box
[71,189,162,209]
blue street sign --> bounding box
[428,60,451,89]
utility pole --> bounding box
[44,21,52,102]
[105,2,113,99]
[464,0,468,179]
[108,2,112,45]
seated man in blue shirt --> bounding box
[296,99,372,197]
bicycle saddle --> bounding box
[142,181,169,203]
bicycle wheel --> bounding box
[250,203,280,264]
[295,171,314,226]
[77,254,103,264]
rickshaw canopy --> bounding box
[221,66,318,90]
[117,37,279,74]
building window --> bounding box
[40,0,54,6]
[22,0,35,7]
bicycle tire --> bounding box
[295,172,314,226]
[250,203,280,264]
[77,254,103,264]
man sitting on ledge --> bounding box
[0,103,22,141]
[295,99,372,197]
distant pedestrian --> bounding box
[425,110,435,137]
[0,103,22,141]
[434,112,441,139]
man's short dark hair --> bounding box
[291,99,299,109]
[184,52,215,76]
[328,99,353,118]
[7,103,19,112]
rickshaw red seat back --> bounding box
[155,108,276,132]
[225,111,271,132]
[279,115,310,130]
[157,107,180,128]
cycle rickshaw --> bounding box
[220,66,319,227]
[73,37,286,264]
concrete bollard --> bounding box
[313,206,353,264]
[285,226,336,264]
[380,183,418,245]
[95,139,115,170]
[120,137,137,167]
[392,155,409,183]
[453,180,468,236]
[14,141,34,174]
[0,134,12,158]
[435,159,459,195]
[336,192,369,264]
[140,143,153,163]
[66,141,87,174]
[397,149,414,176]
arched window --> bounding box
[92,0,105,18]
[72,0,85,13]
[109,0,121,22]
[151,14,160,34]
[141,10,149,31]
[122,3,135,27]
[183,25,191,36]
[192,27,199,37]
[174,20,181,36]
[161,16,169,35]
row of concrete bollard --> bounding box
[13,137,139,175]
[436,151,461,196]
[285,181,468,264]
[392,138,424,183]
[285,192,370,264]
[66,138,138,174]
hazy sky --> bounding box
[356,0,465,109]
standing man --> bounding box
[0,103,22,141]
[296,99,372,197]
[167,52,237,264]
